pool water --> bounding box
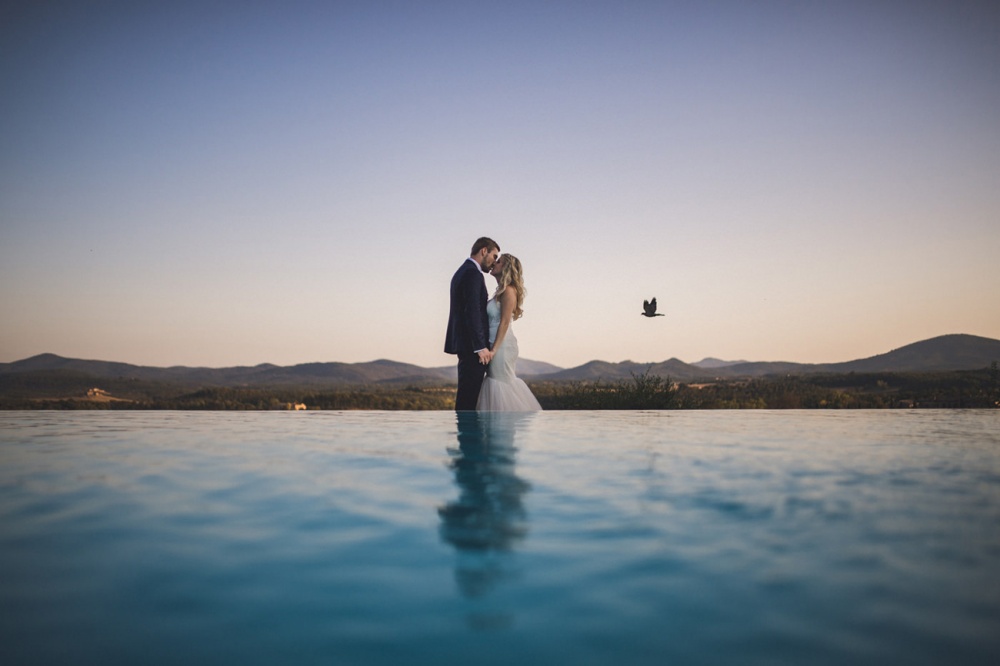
[1,410,999,665]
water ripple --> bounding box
[1,410,998,665]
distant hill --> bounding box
[0,354,454,387]
[430,358,564,382]
[534,334,1000,382]
[2,334,997,389]
[0,354,559,388]
[820,334,1000,374]
[707,334,1000,379]
[539,358,709,382]
[692,357,749,369]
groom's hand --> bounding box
[478,349,493,365]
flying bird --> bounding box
[642,298,665,317]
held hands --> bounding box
[477,349,493,365]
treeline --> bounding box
[160,387,456,410]
[532,365,1000,409]
[531,371,677,409]
[0,368,458,410]
[0,386,455,410]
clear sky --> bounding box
[2,0,998,370]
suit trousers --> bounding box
[455,352,487,411]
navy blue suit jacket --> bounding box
[444,259,489,355]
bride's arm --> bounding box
[491,286,516,352]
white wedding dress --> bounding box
[477,298,542,411]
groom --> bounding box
[445,237,500,410]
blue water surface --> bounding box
[1,410,999,665]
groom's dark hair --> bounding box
[471,237,500,255]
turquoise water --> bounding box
[1,410,999,665]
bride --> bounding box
[476,253,543,411]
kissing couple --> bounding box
[444,237,542,412]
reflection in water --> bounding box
[438,413,532,625]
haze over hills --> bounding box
[692,357,750,369]
[1,334,998,388]
[712,333,1000,379]
[0,354,457,387]
[545,334,1000,382]
[0,354,563,388]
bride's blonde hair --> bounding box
[494,254,526,320]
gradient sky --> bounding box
[2,0,998,370]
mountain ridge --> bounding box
[2,334,997,386]
[692,357,750,369]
